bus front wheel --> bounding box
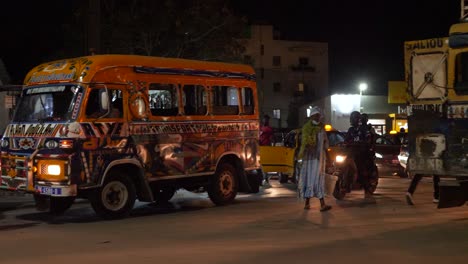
[208,163,238,205]
[90,172,136,219]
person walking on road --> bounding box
[297,106,332,211]
[406,174,440,205]
[259,114,274,146]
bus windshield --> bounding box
[12,85,81,122]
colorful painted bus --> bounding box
[0,55,261,219]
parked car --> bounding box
[383,132,407,145]
[259,126,345,183]
[374,135,406,176]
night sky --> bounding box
[236,0,460,95]
[0,0,461,95]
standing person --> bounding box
[260,114,274,185]
[345,111,374,198]
[405,175,440,205]
[297,107,332,211]
[259,114,274,146]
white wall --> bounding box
[300,95,401,131]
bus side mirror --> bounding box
[100,90,110,112]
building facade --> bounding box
[242,25,329,129]
[0,59,19,133]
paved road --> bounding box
[0,175,467,264]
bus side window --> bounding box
[149,83,179,116]
[241,87,254,115]
[182,84,207,116]
[211,86,239,115]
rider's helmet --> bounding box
[361,113,369,125]
[350,111,361,127]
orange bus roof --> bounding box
[24,54,256,85]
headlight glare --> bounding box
[335,155,346,163]
[47,165,61,176]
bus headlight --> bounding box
[36,160,67,180]
[335,155,347,163]
[46,165,61,176]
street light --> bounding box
[359,82,368,96]
[359,82,368,112]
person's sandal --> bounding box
[320,205,332,212]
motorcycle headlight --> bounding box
[335,155,347,163]
[375,153,383,159]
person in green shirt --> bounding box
[297,106,332,211]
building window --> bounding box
[273,56,281,67]
[299,57,309,66]
[273,82,281,92]
[273,109,281,119]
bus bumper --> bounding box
[438,180,468,208]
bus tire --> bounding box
[50,197,75,215]
[90,172,136,219]
[208,163,238,205]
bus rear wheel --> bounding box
[90,172,136,219]
[208,163,238,205]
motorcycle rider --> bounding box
[360,113,376,154]
[345,111,374,198]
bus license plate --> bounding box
[36,186,62,195]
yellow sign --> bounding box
[388,81,407,104]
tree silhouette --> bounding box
[64,0,248,62]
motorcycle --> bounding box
[332,144,379,200]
